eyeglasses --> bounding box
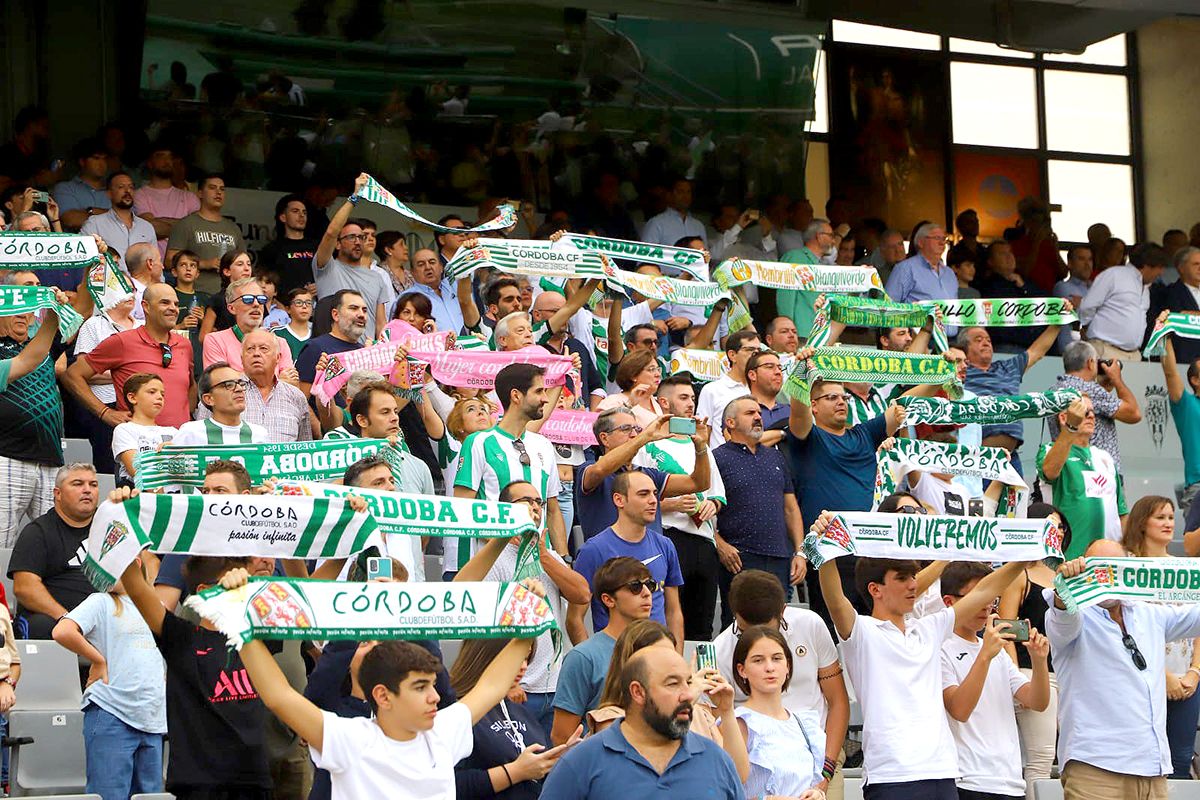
[237,294,269,306]
[813,392,851,404]
[610,423,643,435]
[211,378,250,393]
[158,342,173,369]
[620,579,663,595]
[339,234,365,242]
[511,496,544,508]
[896,505,928,515]
[510,437,531,467]
[290,299,314,308]
[1122,632,1147,671]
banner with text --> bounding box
[1054,557,1200,613]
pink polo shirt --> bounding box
[201,327,295,374]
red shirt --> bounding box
[83,326,194,428]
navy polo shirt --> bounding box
[759,400,790,431]
[540,721,746,800]
[789,413,889,527]
[574,458,669,540]
[713,440,793,558]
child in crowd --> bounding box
[940,562,1051,800]
[170,249,207,331]
[732,626,827,800]
[275,287,313,361]
[256,270,291,331]
[53,556,167,800]
[110,373,177,488]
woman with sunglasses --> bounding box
[998,502,1069,791]
[1122,495,1200,780]
[585,619,749,783]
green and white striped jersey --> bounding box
[454,425,561,502]
[634,436,726,540]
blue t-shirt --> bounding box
[964,351,1028,442]
[551,631,616,718]
[574,462,670,540]
[541,722,746,800]
[1173,391,1200,487]
[573,527,683,631]
[66,592,167,734]
[295,333,362,386]
[790,414,888,527]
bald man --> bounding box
[66,283,197,428]
[1050,538,1200,796]
[125,241,163,321]
[542,645,744,799]
[199,329,313,442]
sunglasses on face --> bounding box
[158,342,173,369]
[237,294,269,306]
[620,579,663,595]
[510,437,531,467]
[897,505,928,515]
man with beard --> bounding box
[454,363,568,555]
[297,290,369,433]
[313,173,389,340]
[134,144,200,258]
[80,171,157,271]
[713,397,805,629]
[201,277,295,374]
[541,645,745,799]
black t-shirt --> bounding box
[258,237,319,296]
[155,612,271,789]
[8,509,93,618]
[0,334,67,465]
[295,333,361,385]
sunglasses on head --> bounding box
[620,579,663,595]
[238,294,269,306]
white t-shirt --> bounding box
[712,606,838,725]
[173,418,270,446]
[311,702,473,800]
[841,607,960,785]
[695,374,751,447]
[940,634,1029,796]
[484,543,566,693]
[910,473,970,517]
[111,422,178,485]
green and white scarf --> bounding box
[803,510,1064,568]
[808,295,948,352]
[274,480,545,580]
[1053,557,1200,613]
[782,346,959,404]
[600,261,731,307]
[553,233,709,280]
[133,438,402,490]
[87,251,136,311]
[0,285,83,338]
[714,258,884,294]
[446,239,607,280]
[669,348,728,383]
[186,578,557,649]
[355,175,517,233]
[896,389,1081,426]
[0,231,99,270]
[84,493,380,591]
[1144,312,1200,357]
[874,438,1028,516]
[919,297,1077,328]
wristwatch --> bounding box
[2,676,16,686]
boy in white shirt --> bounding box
[217,569,557,800]
[811,510,1027,800]
[939,562,1051,800]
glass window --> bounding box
[950,63,1038,148]
[831,20,941,51]
[1048,161,1134,243]
[949,38,1033,59]
[807,50,829,135]
[1045,34,1126,67]
[1044,71,1130,156]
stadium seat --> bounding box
[440,639,462,670]
[132,794,177,800]
[843,776,864,800]
[7,709,87,796]
[96,473,116,496]
[1033,779,1064,800]
[423,554,442,582]
[62,438,93,466]
[14,640,82,709]
[1170,780,1200,798]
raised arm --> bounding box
[1039,399,1089,482]
[685,299,729,350]
[606,296,625,370]
[943,618,1012,722]
[461,638,536,724]
[548,278,603,337]
[457,274,481,330]
[661,419,712,496]
[119,549,166,636]
[1097,359,1141,424]
[241,637,326,748]
[1159,312,1185,403]
[812,512,856,640]
[580,416,672,493]
[6,303,60,383]
[953,560,1026,629]
[315,174,368,270]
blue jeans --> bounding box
[83,703,164,800]
[520,691,556,736]
[557,480,575,538]
[1167,690,1200,778]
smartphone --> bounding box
[993,618,1030,642]
[695,642,718,672]
[669,417,697,436]
[968,498,984,517]
[31,190,49,204]
[366,556,392,582]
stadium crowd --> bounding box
[1,110,1200,800]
